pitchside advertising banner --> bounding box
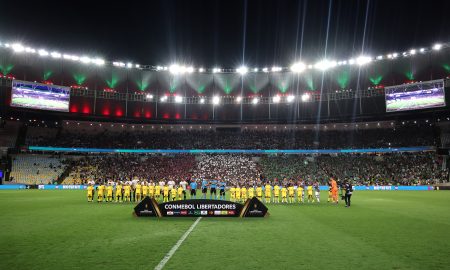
[134,197,269,218]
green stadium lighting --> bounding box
[369,75,383,85]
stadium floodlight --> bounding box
[160,95,168,102]
[199,98,205,104]
[146,94,153,99]
[135,64,140,68]
[212,96,220,105]
[212,68,221,73]
[272,95,281,103]
[410,49,416,55]
[126,62,133,68]
[237,66,248,75]
[271,66,282,72]
[262,67,269,73]
[80,56,91,64]
[356,55,372,66]
[25,47,36,53]
[290,62,306,73]
[287,95,295,102]
[387,54,393,59]
[235,96,242,103]
[199,68,205,73]
[420,48,425,53]
[174,95,183,103]
[252,97,259,104]
[12,43,25,53]
[376,55,383,60]
[301,93,310,102]
[432,43,442,50]
[253,68,258,72]
[91,58,104,66]
[314,59,337,71]
[169,64,181,74]
[63,54,72,60]
[4,43,10,48]
[307,64,313,69]
[156,66,163,71]
[71,55,80,61]
[38,49,49,56]
[51,52,61,58]
[186,66,194,73]
[392,53,398,58]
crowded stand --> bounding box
[25,123,437,149]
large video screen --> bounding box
[11,80,70,112]
[385,80,446,112]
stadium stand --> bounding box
[10,154,67,184]
[0,120,20,148]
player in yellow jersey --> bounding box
[256,186,263,201]
[288,185,295,203]
[154,184,160,201]
[328,186,333,203]
[135,182,142,202]
[273,184,280,203]
[241,186,248,202]
[264,183,272,203]
[163,186,169,202]
[248,186,255,198]
[177,186,183,200]
[171,187,177,201]
[230,186,236,202]
[87,184,94,202]
[307,185,314,203]
[142,182,149,198]
[106,184,113,202]
[297,185,304,203]
[124,184,131,202]
[115,182,122,202]
[97,183,105,203]
[235,186,241,203]
[281,186,287,203]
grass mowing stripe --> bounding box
[154,217,202,270]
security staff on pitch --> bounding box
[344,181,353,207]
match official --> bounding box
[344,182,353,207]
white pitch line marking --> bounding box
[154,217,202,270]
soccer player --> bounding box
[135,182,142,202]
[87,184,94,202]
[201,179,208,199]
[154,183,161,201]
[307,184,314,203]
[115,182,122,202]
[264,183,272,204]
[219,180,226,200]
[327,186,333,203]
[190,179,197,199]
[297,184,304,203]
[248,185,255,199]
[142,182,149,198]
[124,183,131,202]
[281,186,287,203]
[180,179,188,200]
[241,186,248,202]
[344,181,353,207]
[97,183,105,203]
[177,185,184,200]
[288,185,295,203]
[163,185,169,202]
[256,185,263,201]
[314,184,320,203]
[273,184,280,203]
[171,186,177,201]
[330,177,338,204]
[167,179,175,201]
[235,185,241,203]
[210,179,218,200]
[106,183,113,202]
[230,186,236,202]
[149,182,155,199]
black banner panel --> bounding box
[134,197,268,218]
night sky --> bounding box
[1,0,449,68]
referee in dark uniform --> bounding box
[344,181,353,207]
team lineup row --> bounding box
[86,178,354,206]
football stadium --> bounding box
[1,0,450,269]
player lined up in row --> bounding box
[86,178,353,207]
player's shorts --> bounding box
[191,189,196,196]
[289,194,294,197]
[202,188,207,193]
[274,194,279,197]
[282,195,287,198]
[211,188,216,194]
[219,189,225,196]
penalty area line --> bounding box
[154,217,202,270]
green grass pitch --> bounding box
[0,190,449,270]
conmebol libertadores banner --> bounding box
[134,197,268,218]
